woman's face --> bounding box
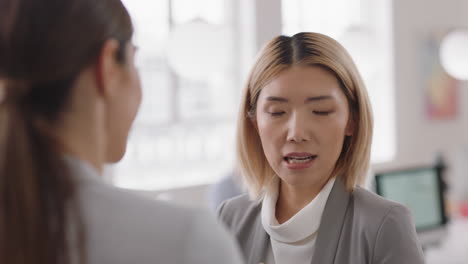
[105,43,142,162]
[254,66,352,190]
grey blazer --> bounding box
[67,158,244,264]
[218,178,425,264]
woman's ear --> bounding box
[345,113,355,136]
[94,39,121,97]
[250,115,258,132]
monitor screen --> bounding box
[375,167,447,231]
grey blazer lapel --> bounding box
[311,178,351,264]
[248,206,269,264]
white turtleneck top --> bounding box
[261,177,335,264]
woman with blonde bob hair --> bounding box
[218,32,424,264]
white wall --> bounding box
[372,0,468,203]
[390,0,468,166]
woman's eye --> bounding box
[313,110,333,116]
[268,111,285,116]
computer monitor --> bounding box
[375,166,448,247]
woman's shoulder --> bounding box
[217,193,262,230]
[351,187,424,262]
[352,186,411,216]
[79,181,243,264]
[351,186,415,235]
[79,176,189,217]
[219,193,259,212]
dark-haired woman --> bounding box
[0,0,243,263]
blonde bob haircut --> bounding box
[236,32,373,198]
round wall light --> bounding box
[440,29,468,80]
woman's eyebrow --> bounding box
[266,96,288,103]
[265,95,334,104]
[305,95,333,103]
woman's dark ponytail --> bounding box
[0,81,85,264]
[0,0,133,263]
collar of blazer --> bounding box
[311,177,351,263]
[245,196,269,264]
[249,177,351,264]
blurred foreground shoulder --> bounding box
[79,179,244,264]
[187,207,244,264]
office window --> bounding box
[282,0,395,163]
[116,0,237,190]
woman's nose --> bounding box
[286,112,309,142]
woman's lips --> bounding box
[283,154,317,170]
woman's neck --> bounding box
[61,146,103,175]
[55,103,106,174]
[275,178,329,224]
